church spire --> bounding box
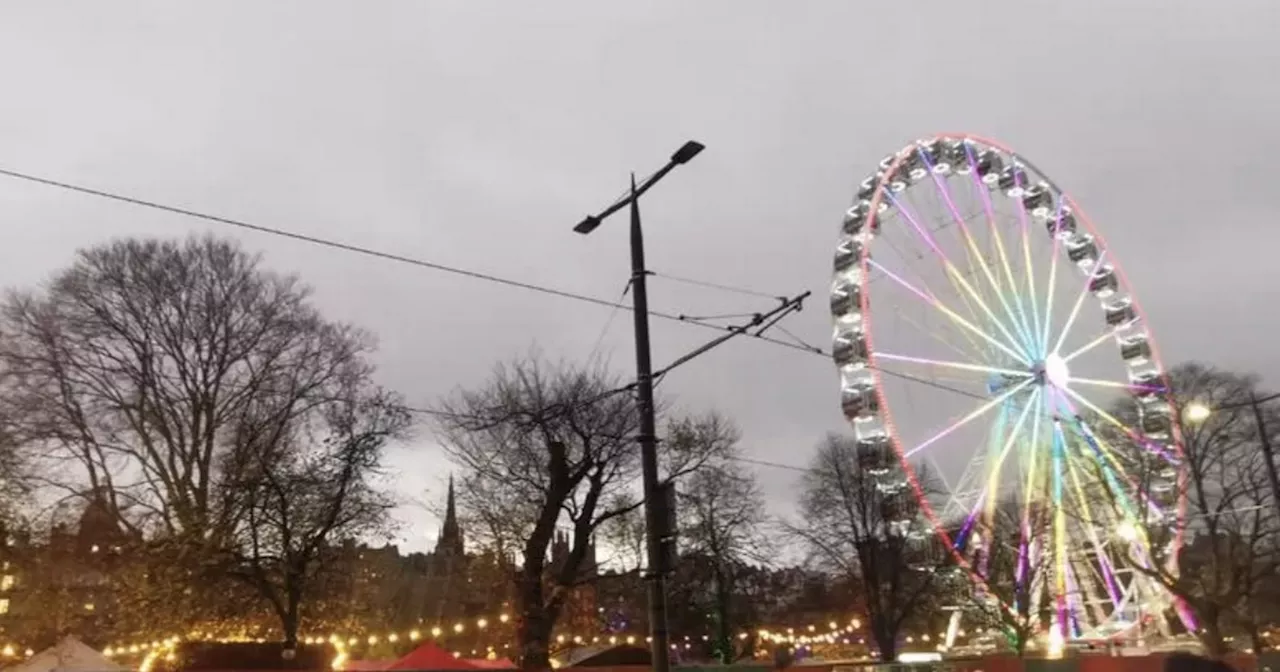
[435,475,464,557]
[443,475,458,533]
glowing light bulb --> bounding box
[1185,402,1212,424]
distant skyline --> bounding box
[1,0,1276,552]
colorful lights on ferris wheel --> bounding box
[828,133,1190,645]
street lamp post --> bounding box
[573,140,705,672]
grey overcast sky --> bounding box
[1,0,1276,552]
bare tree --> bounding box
[1105,362,1280,655]
[791,433,943,661]
[0,234,402,634]
[0,413,31,526]
[434,356,730,669]
[223,384,410,651]
[674,443,770,663]
[0,235,369,543]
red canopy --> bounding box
[386,643,477,671]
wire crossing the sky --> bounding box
[0,166,819,355]
[0,165,994,404]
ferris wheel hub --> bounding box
[1042,353,1071,388]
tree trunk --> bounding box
[1198,616,1229,658]
[282,597,300,652]
[516,574,553,670]
[873,627,896,662]
[712,567,731,664]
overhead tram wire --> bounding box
[0,166,995,405]
[0,166,811,354]
[407,291,810,427]
[732,455,807,473]
[586,279,632,361]
[649,270,782,301]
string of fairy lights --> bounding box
[4,611,1270,666]
[85,614,1003,664]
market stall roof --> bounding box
[4,637,125,672]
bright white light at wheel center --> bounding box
[1044,353,1070,388]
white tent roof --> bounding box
[4,636,125,672]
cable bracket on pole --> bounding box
[652,291,811,381]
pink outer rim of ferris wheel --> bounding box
[851,132,1188,623]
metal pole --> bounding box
[627,173,671,672]
[1249,391,1280,516]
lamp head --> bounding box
[573,215,602,235]
[670,140,705,165]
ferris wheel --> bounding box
[828,134,1189,647]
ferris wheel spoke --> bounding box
[903,378,1034,459]
[1011,161,1045,357]
[869,258,1031,366]
[1056,385,1178,468]
[1051,415,1071,635]
[1038,202,1069,356]
[883,190,1033,363]
[1062,432,1124,606]
[895,308,991,367]
[985,388,1039,536]
[1066,376,1165,395]
[1049,390,1157,522]
[1056,385,1143,447]
[1062,330,1114,364]
[877,235,1000,368]
[873,352,1033,379]
[1051,248,1111,356]
[918,147,1037,351]
[965,408,1013,546]
[1013,400,1046,593]
[964,142,1038,348]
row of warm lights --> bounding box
[756,621,980,646]
[105,614,834,657]
[301,614,514,649]
[102,616,981,660]
[0,645,35,658]
[137,639,180,672]
[104,636,185,658]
